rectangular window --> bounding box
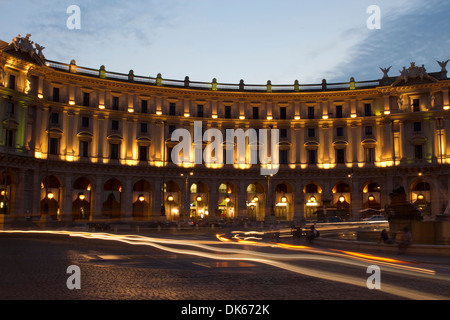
[336,127,344,137]
[197,105,204,118]
[49,138,58,155]
[336,105,343,118]
[112,96,119,110]
[413,122,422,132]
[79,140,89,158]
[414,145,423,160]
[365,148,375,164]
[111,120,119,131]
[52,87,60,102]
[364,104,372,117]
[5,129,14,148]
[413,99,420,112]
[168,125,176,135]
[139,146,148,162]
[51,112,59,125]
[83,92,90,107]
[280,150,288,165]
[308,128,315,138]
[169,103,176,116]
[110,143,119,160]
[8,75,15,90]
[365,126,373,136]
[308,107,315,119]
[167,147,173,163]
[140,123,148,133]
[141,100,148,114]
[253,107,259,119]
[280,107,287,120]
[81,116,89,128]
[308,149,317,165]
[280,128,287,138]
[225,106,232,119]
[336,149,346,164]
[7,102,14,115]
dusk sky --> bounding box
[1,0,449,84]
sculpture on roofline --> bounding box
[379,66,391,78]
[4,34,45,61]
[437,59,449,72]
[391,62,438,86]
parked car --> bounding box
[363,215,387,221]
[327,216,343,222]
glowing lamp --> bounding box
[224,195,231,203]
[69,100,75,106]
[339,196,345,203]
[156,111,162,115]
[0,190,4,196]
[417,194,425,200]
[47,192,54,199]
[167,195,174,202]
[196,196,203,202]
[138,194,145,202]
[98,104,105,110]
[79,193,85,201]
[252,196,259,203]
[281,196,287,203]
[368,195,375,202]
[37,94,44,99]
[239,116,245,120]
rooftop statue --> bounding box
[391,62,438,86]
[4,33,45,61]
[379,66,391,78]
[437,59,449,72]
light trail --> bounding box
[1,229,449,300]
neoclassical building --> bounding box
[1,34,450,223]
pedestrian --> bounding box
[398,227,412,254]
[378,229,393,244]
[306,225,319,243]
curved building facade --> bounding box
[1,35,450,224]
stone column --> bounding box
[208,180,219,219]
[151,178,163,220]
[237,180,247,220]
[62,173,73,222]
[122,175,133,220]
[93,175,103,220]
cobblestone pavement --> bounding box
[1,232,448,303]
[0,233,398,301]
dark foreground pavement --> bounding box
[0,232,402,301]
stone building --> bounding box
[1,35,449,223]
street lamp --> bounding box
[167,194,174,219]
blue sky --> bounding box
[1,0,449,84]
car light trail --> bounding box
[1,229,448,300]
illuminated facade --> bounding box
[1,35,450,223]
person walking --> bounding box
[398,227,412,254]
